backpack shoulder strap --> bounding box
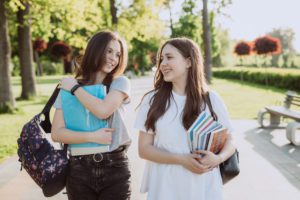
[41,84,60,114]
[206,92,218,121]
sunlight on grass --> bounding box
[211,78,287,119]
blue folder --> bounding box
[61,84,109,155]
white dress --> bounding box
[134,90,234,200]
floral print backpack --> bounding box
[17,86,69,197]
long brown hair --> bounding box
[75,31,128,87]
[144,38,208,132]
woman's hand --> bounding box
[194,150,222,170]
[60,77,78,91]
[88,128,115,144]
[178,153,211,174]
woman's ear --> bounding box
[186,57,192,68]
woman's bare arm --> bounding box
[51,109,114,144]
[60,77,128,119]
[73,88,126,119]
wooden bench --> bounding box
[257,91,300,145]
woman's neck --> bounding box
[172,76,187,96]
[95,71,106,84]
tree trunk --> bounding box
[202,0,212,83]
[109,0,118,29]
[167,4,174,36]
[271,54,279,67]
[0,0,15,112]
[63,54,72,74]
[17,1,36,99]
[34,51,43,76]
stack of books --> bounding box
[61,84,110,156]
[187,111,228,154]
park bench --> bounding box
[257,91,300,146]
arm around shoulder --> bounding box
[73,76,130,119]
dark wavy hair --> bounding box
[75,31,128,87]
[144,38,208,132]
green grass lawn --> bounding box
[0,75,293,163]
[210,78,288,119]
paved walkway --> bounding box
[0,75,300,199]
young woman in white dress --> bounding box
[135,38,236,200]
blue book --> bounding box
[61,84,110,155]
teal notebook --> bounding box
[61,84,109,155]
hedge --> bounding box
[213,67,300,92]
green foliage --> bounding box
[267,28,296,67]
[209,12,220,58]
[213,67,300,92]
[172,0,202,46]
[129,37,159,74]
[11,56,20,76]
[41,59,64,75]
[118,0,165,73]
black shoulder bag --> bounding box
[206,92,240,184]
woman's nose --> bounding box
[160,59,167,67]
[111,54,118,62]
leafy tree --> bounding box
[234,41,252,65]
[163,0,175,35]
[202,0,232,83]
[253,35,281,66]
[0,0,15,113]
[253,36,281,55]
[172,0,202,45]
[118,0,165,73]
[267,28,296,67]
[50,41,72,74]
[212,27,232,67]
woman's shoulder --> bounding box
[112,75,130,85]
[208,90,222,101]
[110,75,131,93]
[207,90,227,107]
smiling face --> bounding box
[159,44,191,83]
[101,40,121,74]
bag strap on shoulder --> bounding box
[41,85,60,115]
[39,85,60,134]
[206,92,218,121]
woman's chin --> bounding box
[102,67,115,74]
[163,76,173,82]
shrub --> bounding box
[213,67,300,91]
